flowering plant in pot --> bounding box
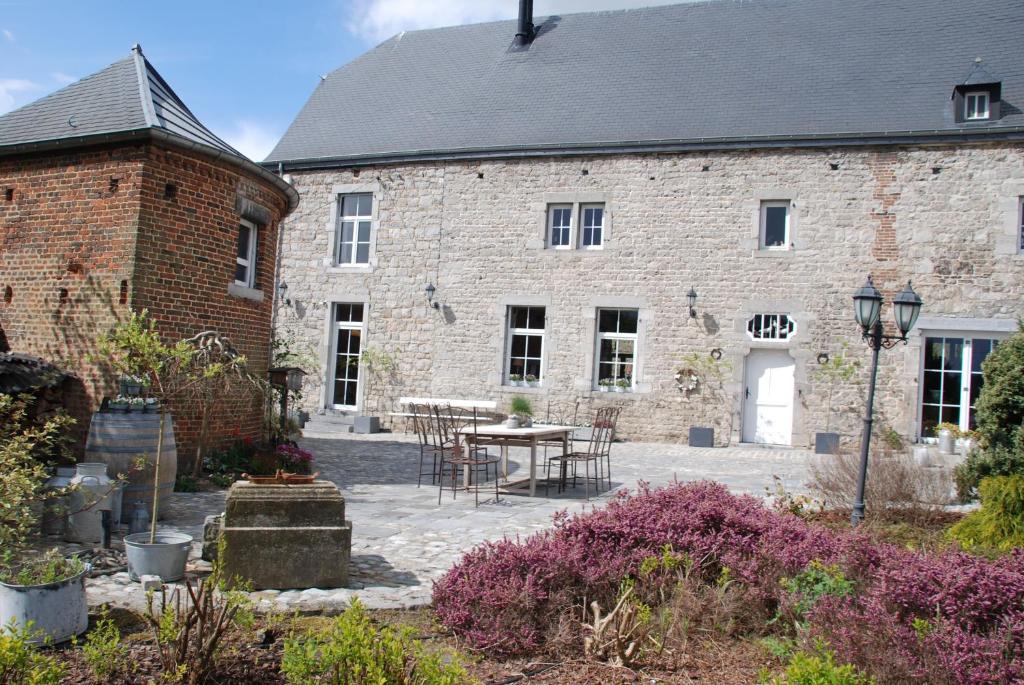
[0,393,89,644]
[508,373,524,387]
[598,378,613,392]
[276,443,314,475]
[97,311,250,582]
[525,373,539,388]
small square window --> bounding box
[964,91,990,121]
[759,200,791,250]
[580,204,605,248]
[547,205,572,249]
[235,219,258,288]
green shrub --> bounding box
[948,475,1024,553]
[956,327,1024,499]
[761,649,874,684]
[509,395,533,418]
[0,619,66,685]
[282,599,469,685]
[78,609,133,680]
[781,561,854,621]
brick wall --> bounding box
[0,145,145,448]
[0,141,290,466]
[132,145,288,469]
[275,143,1024,447]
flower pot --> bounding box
[937,429,954,455]
[598,386,610,393]
[814,432,840,455]
[124,531,193,582]
[0,563,89,644]
[505,416,520,429]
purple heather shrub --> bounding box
[433,480,1024,682]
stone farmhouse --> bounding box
[0,45,298,457]
[265,0,1024,448]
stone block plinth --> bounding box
[220,480,352,590]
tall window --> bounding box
[921,336,999,436]
[234,219,258,287]
[759,201,791,250]
[506,306,545,383]
[1018,197,1023,253]
[332,303,365,408]
[336,193,372,265]
[964,91,990,121]
[548,205,572,249]
[596,308,638,390]
[581,204,604,248]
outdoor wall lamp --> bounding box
[276,281,290,306]
[425,283,439,309]
[849,276,923,526]
[687,288,698,318]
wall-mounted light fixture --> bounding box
[276,281,290,306]
[687,288,698,318]
[709,348,722,361]
[817,352,830,365]
[425,283,439,309]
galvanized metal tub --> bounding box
[124,532,193,582]
[0,564,90,644]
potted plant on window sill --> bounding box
[525,374,539,388]
[598,378,613,393]
[508,373,524,387]
[614,378,631,393]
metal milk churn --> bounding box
[64,463,113,544]
[41,466,76,536]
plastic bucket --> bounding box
[124,532,193,582]
[0,564,90,644]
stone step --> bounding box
[303,413,355,435]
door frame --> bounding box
[741,347,796,446]
[326,302,367,411]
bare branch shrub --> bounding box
[809,448,953,524]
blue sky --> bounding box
[0,0,678,160]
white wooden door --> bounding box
[742,349,795,445]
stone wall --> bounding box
[274,143,1024,446]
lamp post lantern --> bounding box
[850,276,923,526]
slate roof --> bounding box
[0,354,68,394]
[0,45,241,158]
[266,0,1024,168]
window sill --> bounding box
[498,385,546,394]
[753,249,796,258]
[325,263,374,274]
[227,283,264,302]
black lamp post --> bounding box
[850,276,923,525]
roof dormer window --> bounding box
[964,91,990,121]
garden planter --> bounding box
[689,427,714,448]
[85,411,176,522]
[814,432,840,455]
[124,532,193,582]
[353,415,380,434]
[505,416,520,429]
[0,564,89,644]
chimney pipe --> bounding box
[514,0,534,46]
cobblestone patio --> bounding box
[84,432,812,613]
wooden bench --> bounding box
[387,397,500,432]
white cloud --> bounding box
[2,29,13,42]
[52,72,76,86]
[0,79,39,115]
[220,120,281,162]
[348,0,683,43]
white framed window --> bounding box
[595,308,638,390]
[580,203,605,248]
[920,336,1001,436]
[234,219,258,288]
[1018,197,1023,253]
[759,200,791,250]
[331,303,365,409]
[964,91,990,121]
[506,306,545,384]
[548,205,572,249]
[746,313,796,341]
[336,193,372,265]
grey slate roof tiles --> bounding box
[0,45,242,159]
[266,0,1024,166]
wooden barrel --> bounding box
[85,411,177,521]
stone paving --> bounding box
[84,431,812,613]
